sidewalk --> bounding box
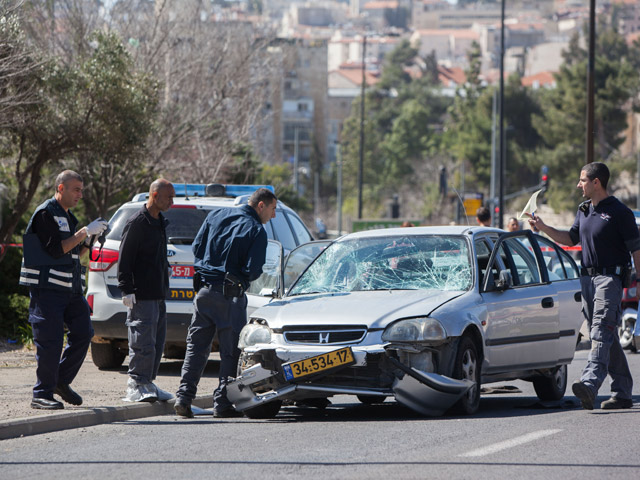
[0,344,221,440]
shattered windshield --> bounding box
[288,235,472,295]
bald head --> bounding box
[147,178,175,217]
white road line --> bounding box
[459,429,563,458]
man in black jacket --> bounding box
[118,178,175,402]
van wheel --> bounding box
[533,364,567,401]
[91,341,126,369]
[450,336,481,415]
[243,401,282,419]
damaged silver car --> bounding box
[227,226,583,418]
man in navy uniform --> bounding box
[174,188,276,418]
[529,162,640,410]
[20,170,108,409]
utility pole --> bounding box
[294,127,299,195]
[498,0,506,229]
[357,35,366,219]
[490,90,497,226]
[337,144,343,235]
[586,0,596,164]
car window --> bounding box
[499,236,541,286]
[271,211,297,251]
[558,248,579,279]
[286,212,312,244]
[284,240,332,290]
[536,236,569,280]
[263,220,274,240]
[475,239,492,282]
[289,235,472,295]
[106,205,211,245]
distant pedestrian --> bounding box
[529,162,640,410]
[401,221,415,227]
[174,188,276,418]
[476,207,491,227]
[118,178,175,402]
[20,170,108,410]
[507,217,520,232]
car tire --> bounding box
[357,395,387,405]
[243,401,282,419]
[90,341,126,369]
[450,336,481,415]
[533,364,567,401]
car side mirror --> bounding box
[495,269,513,291]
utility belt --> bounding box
[199,272,245,299]
[580,265,632,287]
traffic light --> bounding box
[540,165,549,192]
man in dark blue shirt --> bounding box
[175,188,277,418]
[530,162,640,410]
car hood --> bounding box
[254,290,464,330]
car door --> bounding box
[282,240,333,293]
[480,231,560,372]
[535,235,583,362]
[246,240,283,317]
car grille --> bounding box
[283,325,367,345]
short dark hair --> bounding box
[582,162,609,189]
[476,206,491,223]
[55,170,83,191]
[248,188,277,207]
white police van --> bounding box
[86,183,313,368]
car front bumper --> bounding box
[227,345,474,417]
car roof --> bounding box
[340,225,505,240]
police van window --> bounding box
[263,219,274,240]
[270,211,297,251]
[107,206,209,245]
[286,212,312,244]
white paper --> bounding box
[519,189,544,220]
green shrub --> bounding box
[0,245,31,344]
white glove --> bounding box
[122,293,136,309]
[85,218,109,236]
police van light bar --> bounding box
[132,184,274,202]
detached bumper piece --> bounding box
[389,357,474,416]
[228,354,475,417]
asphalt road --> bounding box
[2,350,640,480]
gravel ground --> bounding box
[0,340,221,422]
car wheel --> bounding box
[619,318,635,350]
[243,401,282,419]
[357,395,387,405]
[450,336,481,415]
[90,341,126,369]
[532,364,567,401]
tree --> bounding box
[0,29,158,261]
[533,22,640,209]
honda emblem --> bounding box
[319,332,330,344]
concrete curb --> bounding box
[0,395,213,441]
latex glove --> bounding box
[85,218,109,236]
[122,293,136,309]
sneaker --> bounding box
[123,378,158,403]
[152,384,174,402]
[174,400,194,418]
[572,380,595,410]
[600,396,633,410]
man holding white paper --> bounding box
[528,163,640,410]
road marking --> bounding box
[459,429,562,458]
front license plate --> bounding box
[282,347,355,381]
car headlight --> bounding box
[382,317,447,344]
[238,321,273,349]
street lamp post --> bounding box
[357,35,366,219]
[498,0,506,229]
